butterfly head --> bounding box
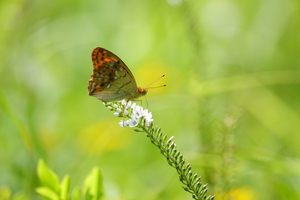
[133,87,148,100]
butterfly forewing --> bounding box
[88,47,139,102]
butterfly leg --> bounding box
[132,99,143,106]
[133,97,148,109]
[122,104,126,127]
[123,109,125,127]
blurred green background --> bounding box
[1,0,300,199]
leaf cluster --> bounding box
[36,160,103,200]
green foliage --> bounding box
[0,187,27,200]
[1,0,300,199]
[36,160,103,200]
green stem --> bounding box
[139,124,214,200]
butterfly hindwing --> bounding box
[88,47,138,101]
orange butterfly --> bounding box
[88,47,148,102]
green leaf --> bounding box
[37,159,61,195]
[72,187,82,200]
[83,167,104,200]
[36,187,59,200]
[11,194,26,200]
[84,188,93,200]
[60,175,70,200]
[0,187,26,200]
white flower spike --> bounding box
[107,100,154,128]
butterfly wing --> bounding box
[88,47,138,102]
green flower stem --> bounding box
[137,121,214,200]
[104,101,215,200]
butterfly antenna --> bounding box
[146,75,165,88]
[147,85,166,89]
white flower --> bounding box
[125,101,131,109]
[116,108,122,113]
[124,109,129,116]
[119,120,128,127]
[131,103,137,112]
[127,115,140,127]
[145,122,150,127]
[142,109,153,122]
[140,108,153,127]
[116,108,128,116]
[131,104,143,119]
[131,102,136,108]
[121,99,127,106]
[114,112,120,117]
[167,136,174,144]
[109,100,154,128]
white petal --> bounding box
[167,136,174,143]
[142,109,149,115]
[132,105,143,118]
[146,118,153,122]
[117,108,122,113]
[144,112,152,118]
[125,101,132,109]
[119,120,128,127]
[114,112,119,117]
[136,105,142,111]
[145,121,152,127]
[124,109,129,116]
[142,110,152,120]
[121,99,127,106]
[131,103,137,109]
[128,119,139,127]
[147,115,153,121]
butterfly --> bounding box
[88,47,148,102]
